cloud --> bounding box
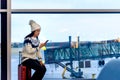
[59,28,69,33]
[11,13,120,42]
[39,33,48,42]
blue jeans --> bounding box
[22,59,46,80]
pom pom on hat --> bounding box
[29,20,41,32]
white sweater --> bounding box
[21,37,42,62]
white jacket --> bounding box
[21,37,42,62]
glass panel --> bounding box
[11,13,120,79]
[12,0,120,9]
[12,14,120,42]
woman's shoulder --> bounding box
[24,37,32,44]
[24,37,32,41]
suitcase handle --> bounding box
[19,51,22,65]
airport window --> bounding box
[0,0,120,80]
[12,14,120,42]
[85,61,91,68]
[11,13,120,79]
[11,0,120,9]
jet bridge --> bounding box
[44,36,120,78]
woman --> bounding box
[21,20,46,80]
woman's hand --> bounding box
[39,43,46,48]
[39,61,44,66]
[39,40,48,48]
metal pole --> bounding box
[1,0,7,80]
[69,36,73,77]
[1,12,7,80]
[77,36,81,74]
[1,0,11,80]
[7,0,11,80]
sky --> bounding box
[11,0,120,9]
[11,14,120,43]
[3,0,120,42]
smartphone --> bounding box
[44,40,49,44]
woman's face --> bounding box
[33,29,40,37]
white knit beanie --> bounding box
[29,20,41,32]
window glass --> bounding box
[11,0,120,9]
[12,14,120,42]
[11,14,120,79]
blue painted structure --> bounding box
[44,36,120,78]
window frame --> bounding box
[1,1,120,80]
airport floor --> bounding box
[43,78,96,80]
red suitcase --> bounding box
[18,51,31,80]
[18,64,31,80]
